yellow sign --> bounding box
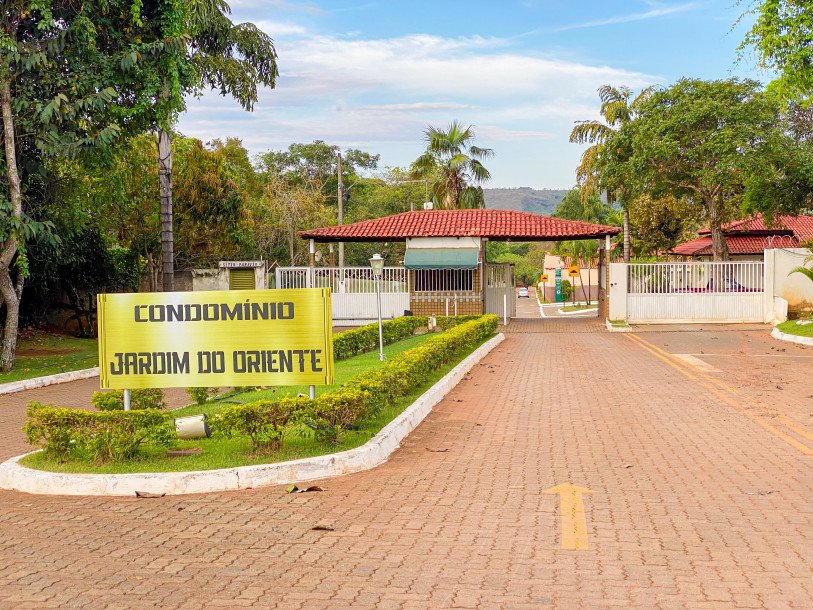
[540,274,549,283]
[97,289,334,389]
[568,265,580,278]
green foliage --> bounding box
[25,402,172,462]
[214,398,304,451]
[187,387,218,406]
[410,121,494,209]
[212,315,498,453]
[604,78,787,259]
[333,316,429,360]
[740,0,813,107]
[91,388,166,411]
[560,280,575,299]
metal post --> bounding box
[376,277,384,361]
[445,298,449,317]
[503,293,507,326]
[337,152,344,268]
[123,389,131,411]
[309,385,315,400]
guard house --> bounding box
[292,210,619,323]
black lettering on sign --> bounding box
[109,352,190,375]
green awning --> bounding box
[404,248,479,270]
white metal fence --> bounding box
[625,261,765,323]
[274,266,410,323]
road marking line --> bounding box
[673,354,722,373]
[544,483,593,550]
[625,334,813,458]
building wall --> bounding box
[765,248,813,319]
[408,266,484,316]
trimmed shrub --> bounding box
[333,316,427,360]
[187,387,218,405]
[299,389,369,444]
[212,398,305,451]
[91,388,166,411]
[25,402,173,462]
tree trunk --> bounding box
[622,207,631,264]
[708,192,729,262]
[157,128,174,291]
[0,77,24,372]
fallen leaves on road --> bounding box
[286,484,324,494]
[135,491,165,498]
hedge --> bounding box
[25,402,173,463]
[333,315,480,360]
[25,315,499,461]
[91,388,166,411]
[212,314,499,450]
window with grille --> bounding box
[414,269,474,292]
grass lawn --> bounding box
[22,331,489,474]
[561,304,598,313]
[777,319,813,338]
[0,330,97,384]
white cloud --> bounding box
[551,2,700,32]
[177,31,658,187]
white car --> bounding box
[517,287,530,298]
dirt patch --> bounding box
[17,348,82,357]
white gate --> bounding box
[275,266,410,323]
[485,263,516,320]
[625,261,765,323]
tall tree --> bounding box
[606,78,783,261]
[150,0,279,291]
[739,0,813,107]
[410,121,494,209]
[569,85,652,262]
[1,1,159,371]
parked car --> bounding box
[517,287,530,298]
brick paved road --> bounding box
[0,320,811,609]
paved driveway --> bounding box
[0,321,811,609]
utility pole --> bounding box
[337,152,344,268]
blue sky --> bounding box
[178,0,769,189]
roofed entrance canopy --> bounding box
[299,209,621,243]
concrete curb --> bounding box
[0,367,99,396]
[605,319,632,333]
[0,334,505,497]
[770,327,813,347]
[558,307,598,316]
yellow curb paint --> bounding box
[544,483,593,550]
[625,334,813,459]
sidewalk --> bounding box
[0,321,811,609]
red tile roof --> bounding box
[300,210,621,242]
[672,213,813,256]
[671,234,803,256]
[697,214,813,238]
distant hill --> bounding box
[484,187,570,216]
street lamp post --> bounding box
[370,253,385,361]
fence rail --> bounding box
[275,266,409,293]
[628,261,764,294]
[625,261,765,323]
[275,266,409,322]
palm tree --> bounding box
[570,85,651,262]
[410,121,494,209]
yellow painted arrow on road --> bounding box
[544,483,593,550]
